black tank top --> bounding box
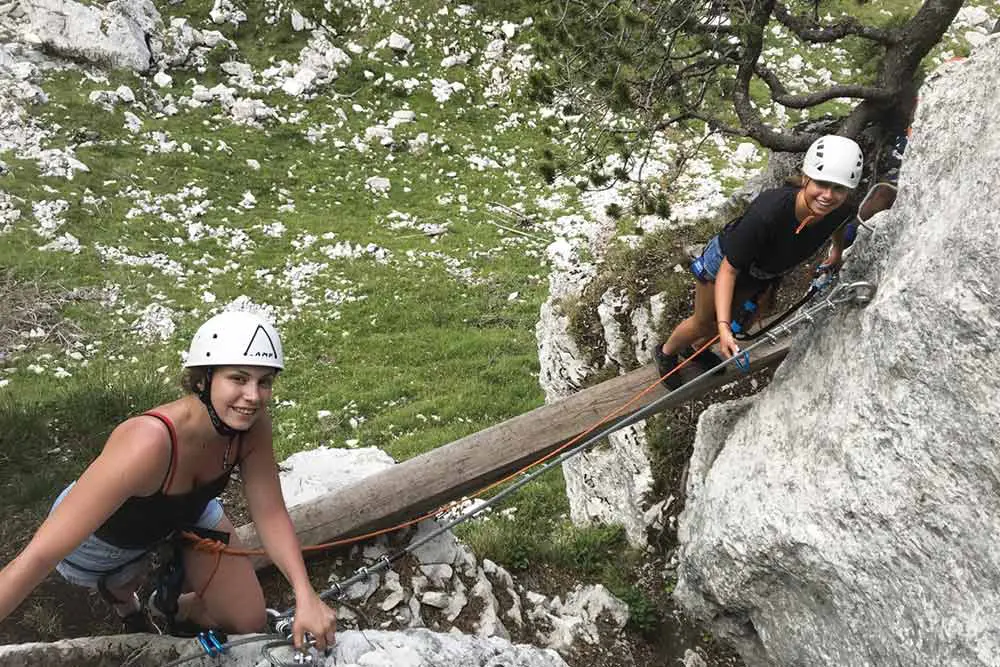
[94,411,241,549]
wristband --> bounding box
[717,320,730,326]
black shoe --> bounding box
[653,344,684,390]
[120,609,156,634]
[684,347,726,376]
[148,590,207,638]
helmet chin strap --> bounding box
[197,368,247,437]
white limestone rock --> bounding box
[210,0,245,26]
[229,98,277,125]
[153,70,172,88]
[483,559,523,628]
[278,446,396,508]
[597,287,631,369]
[115,85,135,103]
[407,519,465,567]
[365,176,392,195]
[441,53,471,68]
[419,563,453,587]
[344,572,381,604]
[483,38,505,61]
[531,584,629,652]
[443,576,468,622]
[20,0,161,72]
[421,591,451,609]
[408,592,425,628]
[0,630,570,666]
[0,192,22,233]
[380,571,405,611]
[390,109,416,126]
[562,421,656,546]
[122,111,142,133]
[471,567,508,640]
[674,35,1000,667]
[388,32,413,54]
[365,124,394,146]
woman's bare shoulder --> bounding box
[101,410,176,467]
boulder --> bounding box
[674,35,1000,667]
[20,0,161,72]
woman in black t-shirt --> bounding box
[654,135,864,388]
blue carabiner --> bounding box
[196,630,227,657]
[207,630,226,654]
[197,633,216,657]
[733,348,750,374]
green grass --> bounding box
[0,365,179,556]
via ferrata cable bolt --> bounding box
[827,280,876,306]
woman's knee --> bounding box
[185,581,266,633]
[217,603,266,634]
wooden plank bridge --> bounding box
[236,339,793,567]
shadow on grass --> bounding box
[0,369,178,644]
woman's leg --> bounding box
[662,280,718,356]
[177,513,266,634]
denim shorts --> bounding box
[51,482,224,589]
[689,235,724,282]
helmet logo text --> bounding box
[244,325,279,360]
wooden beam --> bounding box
[237,339,793,567]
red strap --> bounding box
[143,411,179,493]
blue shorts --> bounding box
[690,235,724,282]
[51,482,224,589]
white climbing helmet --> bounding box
[184,310,284,370]
[802,135,864,189]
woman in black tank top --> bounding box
[0,312,338,652]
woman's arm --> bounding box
[714,258,741,358]
[240,413,336,650]
[0,418,170,621]
[824,224,847,269]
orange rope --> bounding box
[183,335,722,558]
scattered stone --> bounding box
[388,32,413,54]
[420,591,451,609]
[365,176,392,195]
[153,70,172,87]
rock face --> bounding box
[674,36,1000,667]
[20,0,161,72]
[536,213,664,547]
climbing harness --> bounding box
[144,526,231,638]
[148,537,185,633]
[265,280,877,637]
[732,267,837,342]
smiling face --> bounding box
[209,366,276,429]
[802,177,852,216]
